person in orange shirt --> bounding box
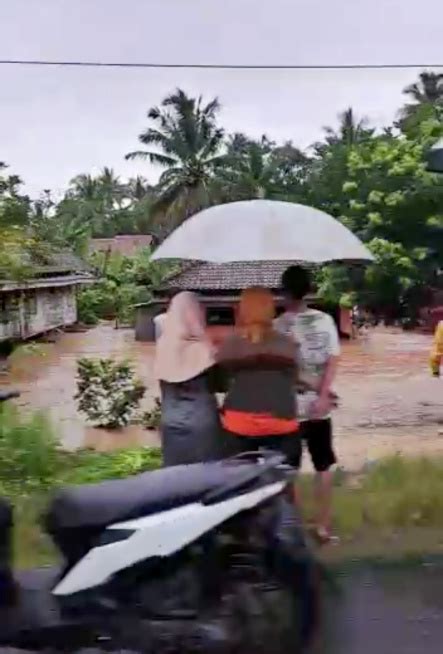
[430,321,443,377]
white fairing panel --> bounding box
[53,481,285,596]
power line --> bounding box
[1,59,443,70]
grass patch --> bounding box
[299,456,443,538]
[0,404,161,567]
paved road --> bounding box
[2,560,443,653]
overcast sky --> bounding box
[1,0,442,197]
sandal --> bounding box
[313,527,340,545]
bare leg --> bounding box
[292,481,302,508]
[314,470,333,536]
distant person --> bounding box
[155,291,223,466]
[274,266,340,544]
[217,287,314,466]
[430,320,443,377]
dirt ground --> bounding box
[1,324,441,471]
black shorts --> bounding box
[224,431,302,468]
[293,419,336,472]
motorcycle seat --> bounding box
[46,457,284,534]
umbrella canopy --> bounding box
[151,200,374,263]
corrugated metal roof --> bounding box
[162,260,315,291]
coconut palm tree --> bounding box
[98,167,125,205]
[68,173,99,201]
[323,108,372,148]
[403,72,443,104]
[399,72,443,133]
[125,88,225,235]
[215,134,309,202]
[217,135,276,200]
[65,170,126,237]
[127,176,151,202]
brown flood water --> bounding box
[1,324,442,469]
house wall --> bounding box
[0,286,77,342]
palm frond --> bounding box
[125,151,177,167]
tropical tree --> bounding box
[404,72,443,104]
[215,134,309,202]
[399,72,443,135]
[0,162,30,228]
[319,116,443,317]
[56,168,149,240]
[125,88,225,235]
[127,175,151,202]
[320,107,373,150]
[217,135,275,200]
[306,108,374,217]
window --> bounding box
[206,306,235,326]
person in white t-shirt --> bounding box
[274,265,340,543]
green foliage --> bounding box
[0,405,60,494]
[76,247,174,325]
[77,279,142,325]
[0,403,161,495]
[76,358,146,428]
[61,447,162,485]
[0,405,162,567]
[214,134,308,202]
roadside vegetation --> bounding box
[2,405,443,567]
[0,405,161,567]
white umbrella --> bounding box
[151,200,373,263]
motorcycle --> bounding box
[1,392,318,653]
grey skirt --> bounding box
[160,374,223,467]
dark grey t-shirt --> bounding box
[217,331,298,420]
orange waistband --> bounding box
[222,410,299,437]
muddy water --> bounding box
[1,325,442,467]
[0,325,159,451]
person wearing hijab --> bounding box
[217,287,313,464]
[154,291,224,466]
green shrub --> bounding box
[77,280,118,324]
[0,405,60,494]
[76,357,146,428]
[77,280,151,326]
